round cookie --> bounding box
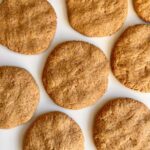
[111,24,150,92]
[42,41,109,109]
[66,0,128,37]
[93,98,150,150]
[0,66,39,128]
[133,0,150,22]
[23,111,84,150]
[0,0,56,55]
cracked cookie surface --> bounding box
[111,25,150,92]
[133,0,150,22]
[42,41,109,109]
[23,112,84,150]
[0,66,39,128]
[93,98,150,150]
[0,0,56,54]
[66,0,128,37]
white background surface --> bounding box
[0,0,150,150]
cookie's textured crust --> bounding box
[66,0,128,37]
[0,0,56,55]
[111,25,150,92]
[42,41,109,109]
[93,98,150,150]
[23,111,84,150]
[133,0,150,22]
[0,66,39,128]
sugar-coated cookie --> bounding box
[0,0,56,54]
[94,98,150,150]
[0,66,39,128]
[42,41,109,109]
[66,0,128,37]
[133,0,150,22]
[111,25,150,92]
[23,112,84,150]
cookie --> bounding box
[133,0,150,22]
[23,111,84,150]
[111,25,150,92]
[42,41,109,109]
[0,0,56,55]
[66,0,128,37]
[93,98,150,150]
[0,66,39,128]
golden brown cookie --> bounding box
[23,111,84,150]
[66,0,128,37]
[42,41,109,109]
[133,0,150,22]
[93,98,150,150]
[0,0,56,55]
[111,24,150,92]
[0,66,39,128]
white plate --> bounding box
[0,0,150,150]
